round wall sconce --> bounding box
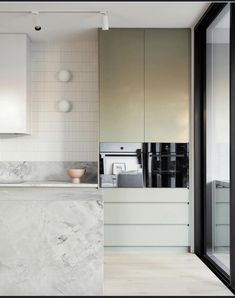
[57,70,72,82]
[56,100,73,113]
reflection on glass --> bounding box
[206,4,230,273]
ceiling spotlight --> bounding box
[32,11,41,31]
[101,12,109,31]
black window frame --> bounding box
[194,2,235,293]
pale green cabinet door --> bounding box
[145,29,191,142]
[99,29,145,142]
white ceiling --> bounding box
[0,1,211,42]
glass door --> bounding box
[206,4,230,274]
[194,2,235,293]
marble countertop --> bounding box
[0,181,99,188]
[215,180,230,188]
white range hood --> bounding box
[0,34,31,134]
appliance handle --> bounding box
[142,146,148,187]
[136,149,142,165]
[101,153,139,157]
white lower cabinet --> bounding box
[105,203,189,224]
[215,188,229,248]
[215,202,229,247]
[104,225,189,247]
[216,225,229,247]
[103,188,190,249]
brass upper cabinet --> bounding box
[99,29,145,142]
[145,29,191,142]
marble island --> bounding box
[0,181,98,188]
[0,186,103,296]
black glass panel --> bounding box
[146,142,189,188]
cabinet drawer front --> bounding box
[105,203,189,224]
[216,188,229,203]
[216,203,229,225]
[103,188,189,203]
[215,225,229,247]
[104,225,189,247]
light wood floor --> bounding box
[104,252,234,296]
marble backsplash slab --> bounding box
[0,162,98,184]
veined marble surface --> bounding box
[0,181,98,188]
[0,188,101,201]
[0,189,103,296]
[0,161,98,184]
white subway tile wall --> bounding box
[0,40,99,162]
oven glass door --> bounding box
[100,154,143,188]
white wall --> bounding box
[0,38,98,162]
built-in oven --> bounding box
[99,143,143,188]
[143,143,189,188]
[99,142,189,188]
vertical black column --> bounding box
[230,3,235,291]
[194,20,206,256]
[194,2,234,293]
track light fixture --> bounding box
[32,11,41,31]
[101,12,109,31]
[0,10,110,31]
